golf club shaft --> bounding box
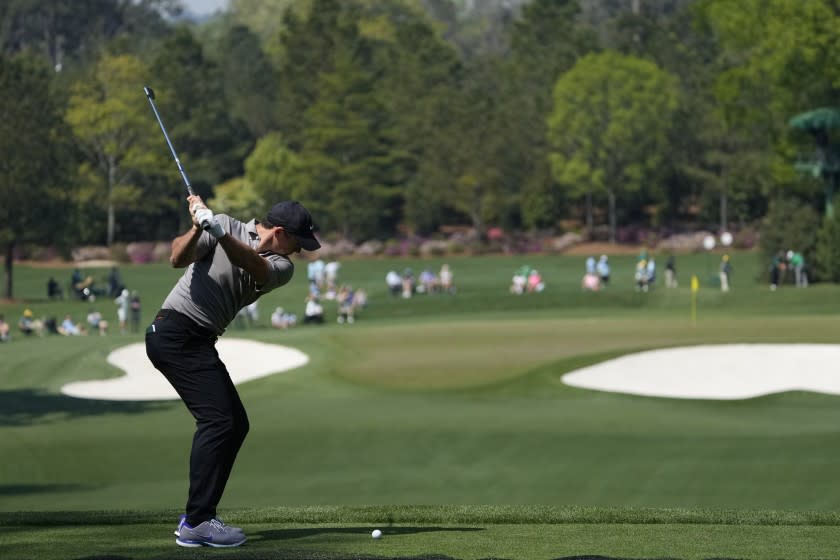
[143,86,194,196]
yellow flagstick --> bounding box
[690,275,699,322]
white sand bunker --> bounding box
[61,339,309,401]
[562,344,840,400]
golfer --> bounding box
[145,195,320,547]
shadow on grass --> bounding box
[68,554,745,560]
[255,526,484,542]
[0,388,172,426]
[0,483,95,496]
[552,557,744,560]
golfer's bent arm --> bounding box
[217,235,271,286]
[170,226,203,268]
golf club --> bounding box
[144,86,212,230]
[143,86,194,196]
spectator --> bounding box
[307,258,325,293]
[386,270,402,296]
[107,266,124,297]
[245,301,259,324]
[585,256,596,275]
[129,291,142,333]
[114,288,130,333]
[235,306,251,329]
[439,264,455,294]
[0,314,11,342]
[770,251,784,291]
[418,269,437,294]
[47,276,63,300]
[59,314,85,336]
[401,268,415,299]
[790,250,807,287]
[635,260,649,292]
[527,269,545,293]
[665,256,677,288]
[596,255,610,287]
[43,316,59,335]
[86,309,109,336]
[303,295,325,324]
[352,288,368,312]
[71,268,83,294]
[510,268,527,294]
[720,254,732,292]
[337,285,355,323]
[270,307,296,329]
[646,257,657,288]
[18,309,43,337]
[324,260,340,299]
[71,268,94,300]
[582,271,600,291]
[308,279,320,298]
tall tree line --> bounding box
[2,0,839,297]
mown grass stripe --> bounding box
[3,506,840,527]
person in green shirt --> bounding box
[789,251,806,287]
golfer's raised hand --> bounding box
[188,195,207,219]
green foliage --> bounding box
[65,53,161,246]
[548,51,679,240]
[6,0,840,251]
[759,196,819,279]
[0,53,74,298]
[150,26,251,194]
[503,0,596,230]
[815,214,840,282]
[377,13,462,234]
[215,24,278,138]
[699,0,840,207]
[230,0,312,60]
[273,0,346,148]
[759,197,819,256]
[243,132,302,206]
[208,176,263,219]
[0,0,174,70]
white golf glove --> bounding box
[194,208,225,239]
[194,207,213,229]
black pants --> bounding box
[145,309,249,526]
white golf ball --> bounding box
[371,529,382,539]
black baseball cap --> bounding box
[263,201,321,251]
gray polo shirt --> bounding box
[161,215,294,335]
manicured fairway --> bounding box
[2,252,840,558]
[4,506,840,559]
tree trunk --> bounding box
[585,190,593,239]
[107,157,116,246]
[720,182,728,233]
[4,241,13,300]
[607,189,616,244]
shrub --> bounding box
[109,243,130,264]
[71,246,111,262]
[355,240,384,257]
[419,240,448,257]
[153,242,171,263]
[125,242,157,264]
[815,215,840,282]
[760,197,819,281]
